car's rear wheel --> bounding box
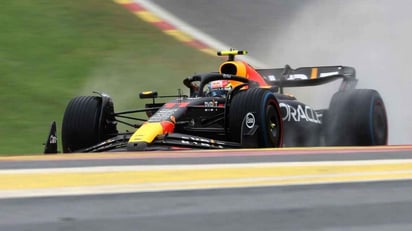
[228,88,283,147]
[324,89,387,146]
[62,96,118,153]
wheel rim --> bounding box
[265,102,281,146]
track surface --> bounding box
[2,180,412,231]
[1,146,412,169]
[1,146,412,230]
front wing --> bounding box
[80,133,240,152]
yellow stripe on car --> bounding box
[128,123,163,143]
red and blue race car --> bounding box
[44,50,388,153]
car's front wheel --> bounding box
[61,96,118,152]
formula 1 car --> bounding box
[44,50,388,153]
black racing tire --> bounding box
[62,96,118,153]
[324,89,388,146]
[228,88,283,148]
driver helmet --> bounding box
[206,80,232,97]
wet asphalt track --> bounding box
[1,147,412,230]
[1,180,412,231]
[1,1,412,230]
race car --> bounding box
[44,49,388,153]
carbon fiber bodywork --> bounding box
[45,50,386,153]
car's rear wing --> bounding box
[256,65,358,92]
